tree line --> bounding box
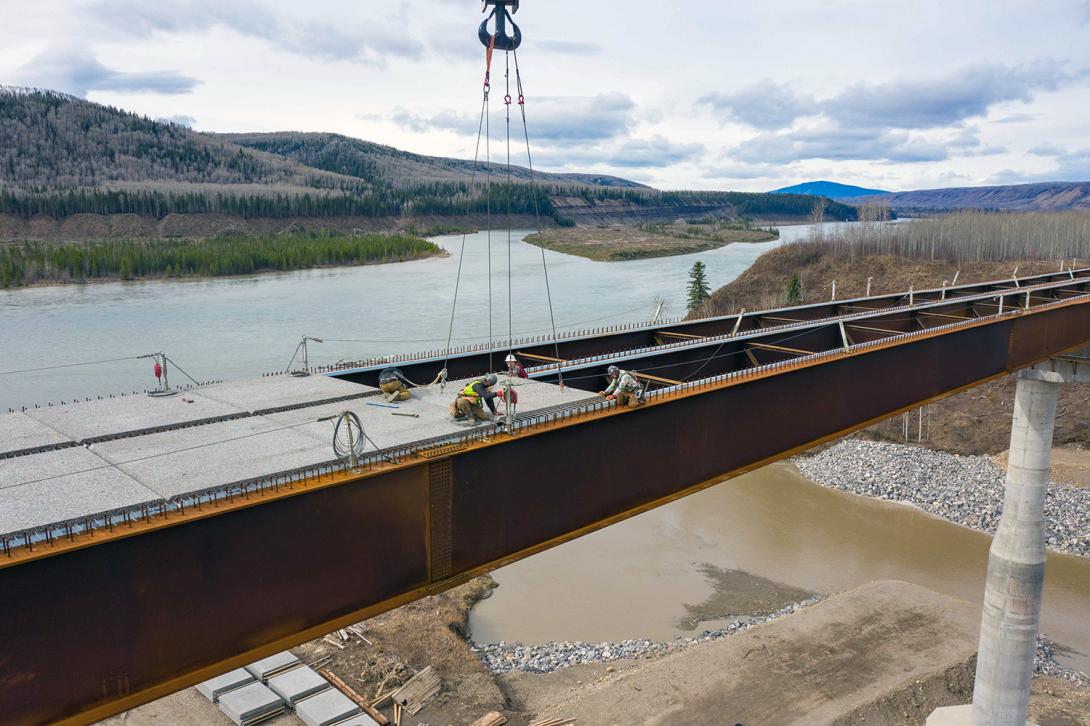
[0,231,438,287]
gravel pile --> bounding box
[1037,637,1090,685]
[471,597,823,674]
[795,440,1090,557]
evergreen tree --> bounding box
[784,273,803,305]
[686,260,711,311]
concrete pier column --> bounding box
[968,369,1060,725]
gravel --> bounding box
[795,439,1090,558]
[471,598,1087,684]
[471,597,824,674]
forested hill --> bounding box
[0,88,856,231]
[0,88,357,191]
[219,132,646,189]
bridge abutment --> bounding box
[930,348,1090,726]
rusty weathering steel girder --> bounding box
[2,284,1090,725]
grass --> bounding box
[525,220,777,262]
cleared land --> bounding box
[524,221,776,261]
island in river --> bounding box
[524,220,778,261]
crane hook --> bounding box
[480,0,522,51]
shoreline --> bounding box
[0,248,448,291]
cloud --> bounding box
[88,0,423,64]
[536,39,602,56]
[700,62,1080,132]
[388,93,639,143]
[15,46,198,97]
[537,135,703,169]
[699,81,814,128]
[821,61,1077,130]
[728,124,1001,165]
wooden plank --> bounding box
[318,668,390,725]
[516,351,567,363]
[633,372,683,386]
[470,712,508,726]
[390,666,441,716]
[748,341,814,356]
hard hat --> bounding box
[483,373,499,386]
[505,353,518,364]
[607,365,620,377]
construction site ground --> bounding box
[101,578,1089,726]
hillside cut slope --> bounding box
[842,182,1090,211]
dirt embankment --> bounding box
[0,213,550,242]
[704,246,1090,456]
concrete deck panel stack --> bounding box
[0,447,159,534]
[245,652,301,682]
[294,687,362,726]
[267,666,330,707]
[216,681,285,725]
[196,668,256,703]
[333,715,381,726]
[0,413,72,456]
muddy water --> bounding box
[470,463,1090,671]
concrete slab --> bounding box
[926,704,1036,725]
[217,681,284,725]
[267,377,598,456]
[25,392,243,442]
[91,417,333,499]
[0,412,72,456]
[333,716,380,726]
[0,447,160,536]
[295,688,361,726]
[195,375,372,413]
[266,666,329,707]
[245,652,301,682]
[196,668,256,703]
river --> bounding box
[469,463,1090,672]
[0,225,863,412]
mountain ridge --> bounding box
[771,181,890,199]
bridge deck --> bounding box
[0,374,595,538]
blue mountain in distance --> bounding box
[771,180,890,199]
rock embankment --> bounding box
[796,440,1090,557]
[471,597,824,674]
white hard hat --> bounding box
[505,353,518,364]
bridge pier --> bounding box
[929,349,1090,726]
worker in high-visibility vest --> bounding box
[452,373,500,422]
[378,367,413,402]
[600,365,643,408]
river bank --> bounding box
[524,221,776,261]
[796,439,1090,557]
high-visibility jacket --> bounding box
[462,380,483,403]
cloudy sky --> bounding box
[2,0,1089,191]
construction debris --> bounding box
[318,667,389,726]
[528,719,576,726]
[470,711,508,726]
[390,666,441,716]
